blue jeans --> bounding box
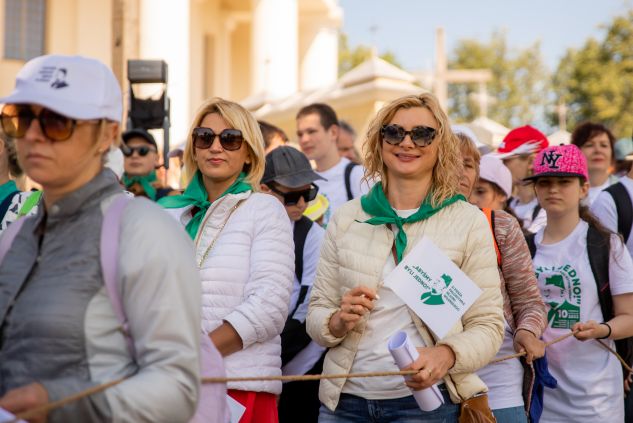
[318,385,459,423]
[492,406,528,423]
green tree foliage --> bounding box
[552,11,633,137]
[338,33,402,76]
[448,30,550,128]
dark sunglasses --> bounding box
[380,124,437,147]
[192,127,244,151]
[0,104,100,141]
[121,145,156,157]
[269,184,319,206]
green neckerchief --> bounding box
[360,182,465,263]
[122,171,158,200]
[159,171,251,239]
[0,180,17,204]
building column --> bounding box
[139,0,190,147]
[251,0,298,100]
[299,16,338,91]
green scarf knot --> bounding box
[159,171,251,239]
[122,171,158,200]
[360,182,464,263]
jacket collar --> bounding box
[37,169,123,223]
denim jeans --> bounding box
[318,385,459,423]
[492,406,528,423]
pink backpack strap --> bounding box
[100,194,135,357]
[0,217,28,265]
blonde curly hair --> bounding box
[363,93,462,207]
[183,98,265,190]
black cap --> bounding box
[122,128,158,149]
[262,146,326,188]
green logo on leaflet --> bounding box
[404,265,464,311]
[420,274,453,305]
[535,265,582,329]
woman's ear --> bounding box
[580,180,590,199]
[260,183,271,193]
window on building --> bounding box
[4,0,46,61]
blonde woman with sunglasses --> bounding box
[0,55,203,422]
[161,98,294,423]
[307,93,504,422]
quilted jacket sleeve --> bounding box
[437,207,505,375]
[223,195,294,349]
[307,211,347,348]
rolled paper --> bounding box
[388,331,444,411]
[0,407,26,423]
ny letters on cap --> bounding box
[524,144,589,181]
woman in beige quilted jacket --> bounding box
[307,93,505,423]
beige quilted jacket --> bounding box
[307,198,504,411]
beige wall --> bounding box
[0,0,112,96]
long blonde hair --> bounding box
[363,93,462,206]
[183,98,265,190]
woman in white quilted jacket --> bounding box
[307,93,504,423]
[161,98,294,423]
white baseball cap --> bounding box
[0,54,122,123]
[479,154,513,198]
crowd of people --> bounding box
[0,54,632,423]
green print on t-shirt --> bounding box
[535,265,582,329]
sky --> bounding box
[339,0,633,72]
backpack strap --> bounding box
[344,162,358,201]
[525,232,537,259]
[586,224,613,321]
[0,215,27,264]
[100,194,135,357]
[481,208,502,267]
[605,182,633,243]
[293,216,313,284]
[531,203,542,222]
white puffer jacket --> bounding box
[166,191,294,394]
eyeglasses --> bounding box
[0,104,101,141]
[269,184,319,206]
[192,127,244,151]
[380,124,437,147]
[121,145,156,157]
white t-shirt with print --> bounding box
[533,220,633,422]
[476,322,524,410]
[342,209,428,399]
[510,197,546,234]
[591,175,633,258]
[315,157,370,226]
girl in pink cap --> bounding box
[525,144,633,422]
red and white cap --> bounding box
[0,54,122,123]
[492,125,549,160]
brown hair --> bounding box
[183,98,264,189]
[571,121,615,162]
[364,93,461,207]
[296,103,339,130]
[0,132,22,177]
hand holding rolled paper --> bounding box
[388,331,444,411]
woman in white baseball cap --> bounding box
[0,55,210,422]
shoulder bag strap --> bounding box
[605,182,633,243]
[344,162,358,201]
[100,194,134,357]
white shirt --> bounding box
[282,220,327,376]
[533,220,633,422]
[586,178,611,206]
[342,209,427,399]
[510,197,546,234]
[315,157,370,226]
[591,175,633,258]
[476,322,524,410]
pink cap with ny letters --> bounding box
[524,144,588,182]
